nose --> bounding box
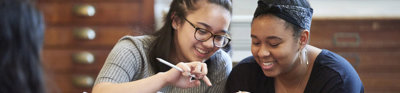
[258,45,270,57]
[202,37,215,48]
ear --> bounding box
[299,30,309,49]
[171,13,181,30]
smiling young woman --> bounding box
[225,0,364,93]
[92,0,233,93]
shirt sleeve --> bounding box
[206,50,233,93]
[319,70,364,93]
[94,39,144,85]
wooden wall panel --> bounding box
[310,19,400,93]
[37,0,154,92]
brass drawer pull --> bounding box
[73,51,95,64]
[74,27,96,40]
[72,75,94,88]
[74,4,96,17]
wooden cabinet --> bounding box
[310,19,400,93]
[36,0,154,92]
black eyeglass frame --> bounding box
[183,18,231,48]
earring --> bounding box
[299,50,303,64]
[299,48,309,65]
[304,49,309,65]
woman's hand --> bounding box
[163,62,212,88]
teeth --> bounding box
[196,48,208,54]
[263,62,273,66]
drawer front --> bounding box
[359,73,400,93]
[335,51,400,73]
[38,2,148,25]
[42,49,110,72]
[333,50,400,92]
[310,31,400,49]
[44,26,144,48]
[310,19,400,49]
[45,72,98,93]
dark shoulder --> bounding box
[308,49,364,93]
[315,49,359,77]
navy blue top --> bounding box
[225,49,364,93]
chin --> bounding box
[188,56,207,62]
[262,70,279,77]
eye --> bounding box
[214,36,224,41]
[253,42,261,46]
[270,43,280,47]
[268,38,282,47]
[197,29,209,35]
[252,40,261,46]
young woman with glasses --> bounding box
[92,0,232,92]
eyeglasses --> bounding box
[183,18,231,48]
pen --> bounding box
[156,58,198,80]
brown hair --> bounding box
[148,0,232,72]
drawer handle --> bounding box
[73,51,95,64]
[74,27,96,40]
[333,32,360,47]
[74,4,96,17]
[72,75,94,88]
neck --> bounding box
[169,34,185,64]
[276,60,309,87]
[275,47,311,92]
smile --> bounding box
[259,61,275,70]
[263,62,273,66]
[196,48,209,54]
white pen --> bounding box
[156,58,198,80]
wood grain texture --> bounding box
[37,2,152,26]
[38,0,154,92]
[44,26,145,49]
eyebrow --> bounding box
[197,22,228,34]
[251,35,282,40]
[251,35,257,38]
[266,36,282,40]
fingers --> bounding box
[190,62,207,74]
[185,80,201,88]
[194,63,202,73]
[201,63,208,75]
[175,61,211,88]
[192,62,207,80]
[188,62,211,86]
[176,62,191,77]
[202,76,212,86]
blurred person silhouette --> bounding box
[0,0,46,93]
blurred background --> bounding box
[34,0,400,92]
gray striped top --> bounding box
[94,35,232,93]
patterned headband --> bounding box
[254,1,313,30]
